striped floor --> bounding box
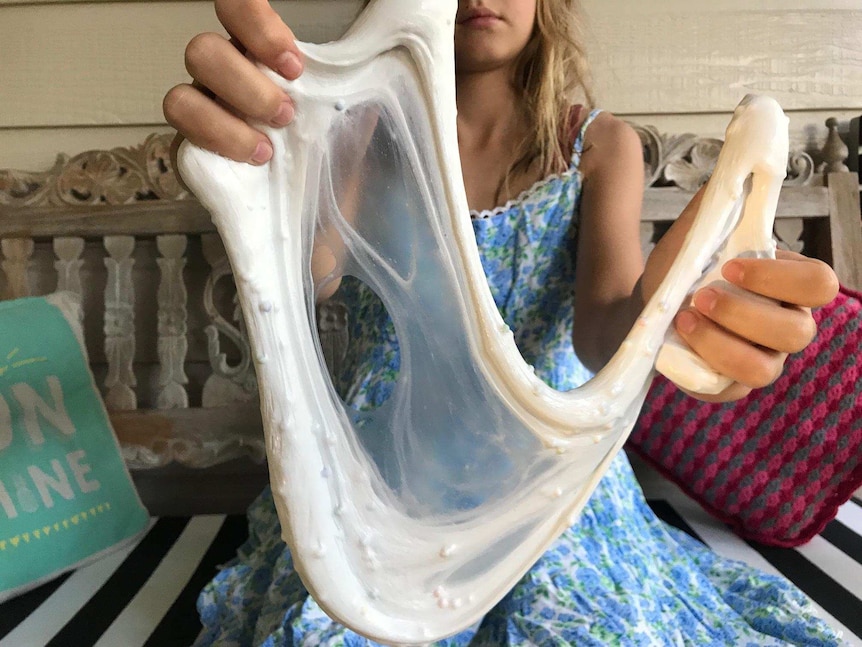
[0,516,248,647]
[1,489,860,646]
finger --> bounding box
[215,0,304,80]
[677,380,754,404]
[185,33,294,127]
[721,253,839,308]
[775,249,808,262]
[691,285,816,354]
[163,83,273,165]
[674,309,786,390]
[168,134,191,193]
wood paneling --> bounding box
[0,1,362,128]
[0,0,858,168]
[588,4,862,114]
[2,0,859,127]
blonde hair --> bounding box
[512,0,595,179]
[361,0,594,190]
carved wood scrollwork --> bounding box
[1,125,836,210]
[201,233,259,407]
[630,124,816,191]
[0,133,187,208]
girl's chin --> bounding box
[455,46,520,75]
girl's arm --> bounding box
[573,114,839,402]
[572,113,647,373]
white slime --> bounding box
[177,0,789,643]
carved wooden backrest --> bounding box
[635,120,862,293]
[0,135,265,471]
[0,123,859,477]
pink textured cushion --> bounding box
[628,285,862,547]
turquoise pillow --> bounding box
[0,293,149,601]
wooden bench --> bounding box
[1,120,860,515]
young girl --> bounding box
[164,1,842,644]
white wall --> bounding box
[0,0,860,171]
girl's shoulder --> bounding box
[574,110,643,180]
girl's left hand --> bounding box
[674,250,839,402]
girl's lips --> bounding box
[457,7,502,28]
[459,15,502,28]
[464,15,499,26]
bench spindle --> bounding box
[103,235,137,411]
[1,238,34,300]
[155,234,190,409]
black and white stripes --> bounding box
[0,515,248,647]
[1,494,859,646]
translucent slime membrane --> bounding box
[177,0,789,643]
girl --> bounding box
[164,1,842,644]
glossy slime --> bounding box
[178,0,788,642]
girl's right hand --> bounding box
[163,0,304,167]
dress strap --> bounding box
[571,108,603,167]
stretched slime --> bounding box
[177,0,788,643]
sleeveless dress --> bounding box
[194,111,842,647]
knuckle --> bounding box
[785,312,817,353]
[213,0,259,23]
[215,0,295,60]
[248,84,282,116]
[819,263,841,300]
[213,0,237,24]
[185,32,223,73]
[798,314,818,348]
[258,21,297,56]
[749,357,782,389]
[747,372,771,390]
[162,84,195,124]
[801,258,839,305]
[734,384,754,400]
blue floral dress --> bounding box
[194,111,842,647]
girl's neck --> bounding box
[455,66,524,147]
[456,66,545,212]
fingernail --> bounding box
[271,101,295,127]
[723,260,744,284]
[276,51,303,79]
[675,310,698,335]
[694,288,718,314]
[251,140,273,164]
